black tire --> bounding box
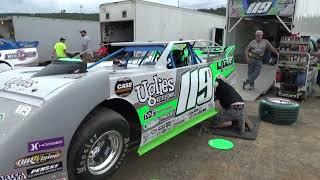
[259,97,300,125]
[68,107,130,180]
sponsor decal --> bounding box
[0,113,5,121]
[229,0,295,17]
[0,171,26,180]
[28,137,64,153]
[26,162,63,179]
[3,78,38,90]
[217,57,233,70]
[176,67,213,116]
[245,1,274,15]
[115,77,133,97]
[15,105,32,117]
[144,110,157,121]
[134,75,175,107]
[15,150,62,168]
[5,49,37,61]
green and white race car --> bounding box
[0,40,235,180]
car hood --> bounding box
[0,67,79,105]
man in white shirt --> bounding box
[80,30,92,63]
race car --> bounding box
[0,40,235,180]
[0,39,39,67]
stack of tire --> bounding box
[259,97,299,125]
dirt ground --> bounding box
[112,97,320,180]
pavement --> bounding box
[111,97,320,180]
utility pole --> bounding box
[80,5,83,21]
[178,0,180,8]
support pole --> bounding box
[228,17,243,33]
[276,15,292,33]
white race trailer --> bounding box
[99,0,226,45]
[0,16,100,63]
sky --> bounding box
[0,0,227,13]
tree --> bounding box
[198,7,226,16]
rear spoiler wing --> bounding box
[0,39,39,50]
[15,41,39,48]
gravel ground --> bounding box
[111,97,320,180]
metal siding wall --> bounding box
[13,16,100,61]
[100,2,135,22]
[293,0,320,37]
[135,2,226,42]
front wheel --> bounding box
[68,108,130,180]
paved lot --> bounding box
[112,97,320,180]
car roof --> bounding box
[111,40,207,47]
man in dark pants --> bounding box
[243,30,279,90]
[212,76,247,134]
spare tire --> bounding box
[259,97,299,125]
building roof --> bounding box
[0,13,99,21]
[111,40,216,46]
[100,0,225,18]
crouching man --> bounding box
[212,76,246,134]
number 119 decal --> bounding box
[176,67,213,116]
[246,2,273,15]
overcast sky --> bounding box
[0,0,227,13]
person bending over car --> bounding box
[211,76,246,134]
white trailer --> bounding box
[99,0,226,45]
[226,0,320,62]
[0,16,100,63]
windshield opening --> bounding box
[89,45,166,69]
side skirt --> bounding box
[137,108,218,155]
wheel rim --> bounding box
[87,130,123,175]
[268,98,292,105]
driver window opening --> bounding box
[167,43,197,69]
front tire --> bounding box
[68,108,130,180]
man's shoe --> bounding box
[242,80,247,90]
[248,86,254,91]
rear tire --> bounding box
[259,97,299,125]
[68,107,130,180]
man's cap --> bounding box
[80,30,86,33]
[60,37,66,41]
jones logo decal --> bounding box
[26,162,63,179]
[134,75,175,107]
[176,67,213,116]
[15,151,62,168]
[246,2,273,15]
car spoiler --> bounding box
[0,39,39,50]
